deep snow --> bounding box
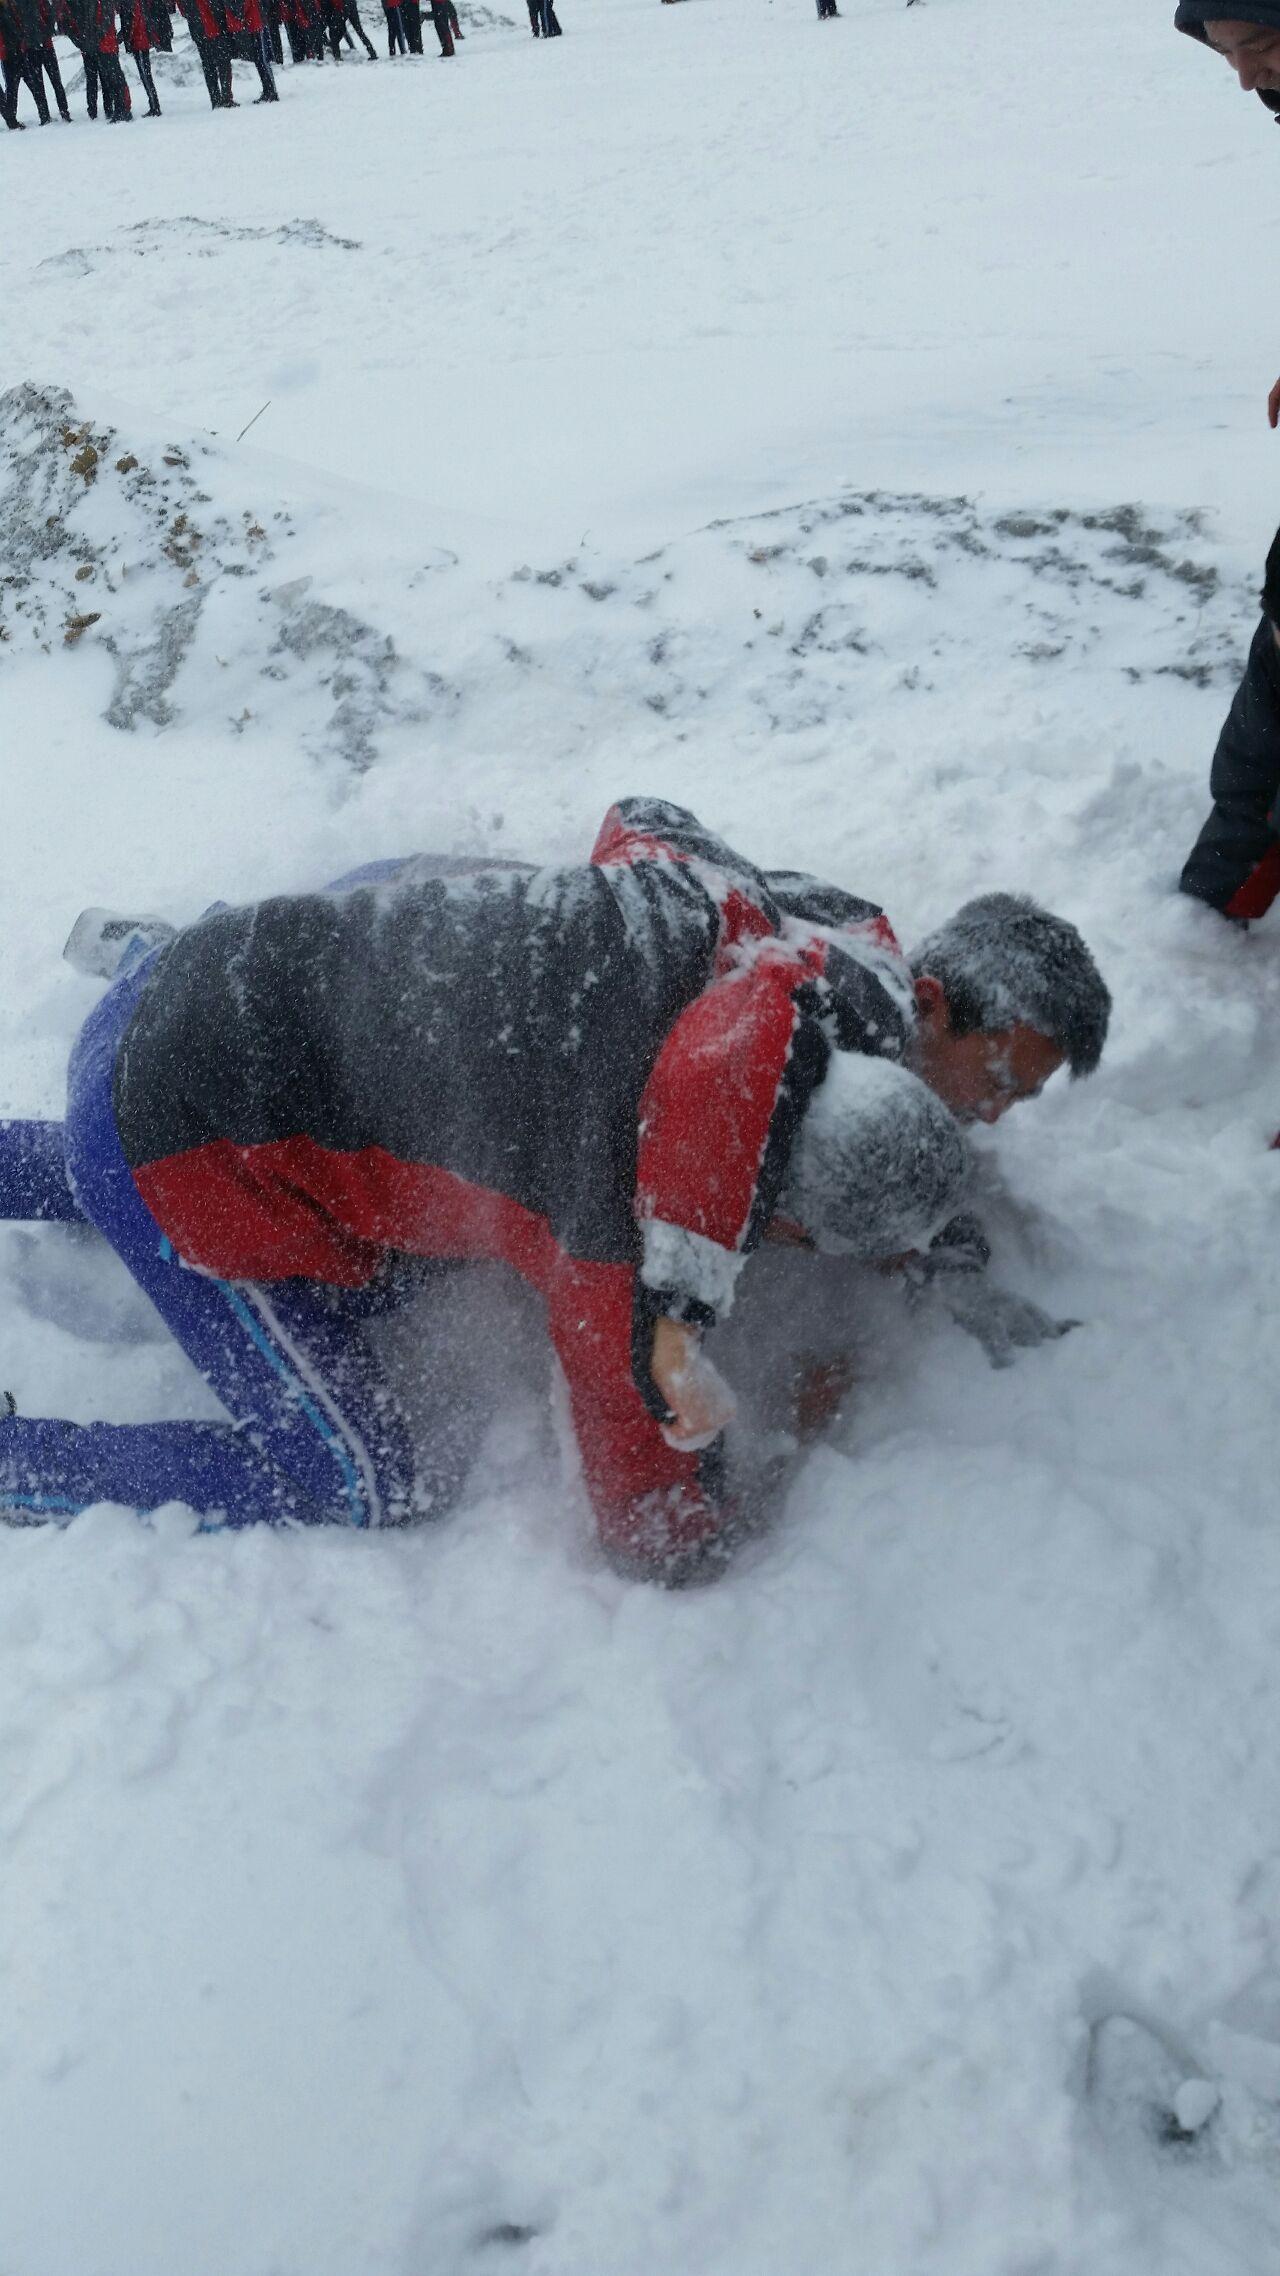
[3,3,1280,2271]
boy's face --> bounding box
[1200,18,1280,89]
[911,978,1065,1125]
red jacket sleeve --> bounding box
[634,948,827,1323]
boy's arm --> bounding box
[634,954,829,1328]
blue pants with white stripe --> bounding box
[0,950,424,1530]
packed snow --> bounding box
[3,2,1280,2270]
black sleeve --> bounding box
[761,870,885,934]
[1180,611,1280,919]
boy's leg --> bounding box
[19,50,52,121]
[348,1,376,54]
[0,954,424,1531]
[102,50,132,115]
[135,47,161,108]
[0,1123,83,1223]
[0,1415,287,1528]
[190,32,221,102]
[42,43,72,115]
[251,32,278,93]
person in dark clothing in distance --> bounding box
[73,0,131,116]
[282,0,322,60]
[0,0,65,119]
[324,0,375,57]
[0,14,27,121]
[224,0,278,96]
[121,0,162,111]
[33,0,72,113]
[428,0,452,52]
[183,0,231,105]
[382,0,405,51]
[1172,6,1280,920]
[528,0,559,32]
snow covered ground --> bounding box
[3,2,1280,2270]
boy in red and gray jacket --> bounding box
[0,800,1108,1580]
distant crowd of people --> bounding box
[0,0,924,127]
[0,0,567,124]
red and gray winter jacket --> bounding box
[112,799,916,1572]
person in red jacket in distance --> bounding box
[121,0,162,112]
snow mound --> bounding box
[0,382,451,767]
[2,383,1254,797]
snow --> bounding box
[3,1,1280,2270]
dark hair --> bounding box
[910,894,1111,1077]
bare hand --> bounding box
[1269,375,1280,431]
[650,1318,736,1449]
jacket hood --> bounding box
[1176,2,1280,30]
[1176,2,1280,112]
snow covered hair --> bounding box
[782,1054,968,1259]
[910,895,1111,1078]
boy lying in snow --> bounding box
[0,800,1110,1582]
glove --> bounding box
[938,1275,1079,1370]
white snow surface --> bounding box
[3,2,1280,2270]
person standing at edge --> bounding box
[1174,7,1280,922]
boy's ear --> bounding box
[913,973,947,1027]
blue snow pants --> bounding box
[0,947,427,1529]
